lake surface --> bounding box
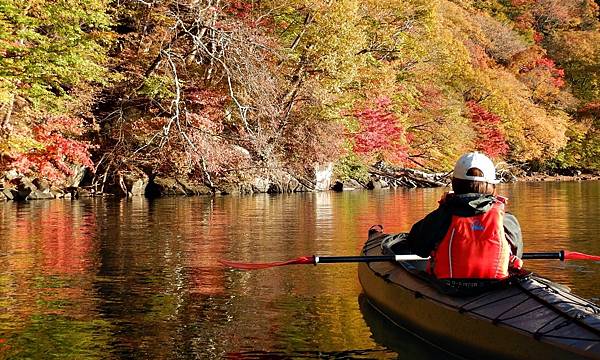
[0,181,599,359]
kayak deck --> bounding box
[359,232,600,360]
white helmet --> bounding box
[453,152,499,184]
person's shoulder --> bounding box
[438,191,453,205]
[424,201,453,220]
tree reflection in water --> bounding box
[0,182,598,358]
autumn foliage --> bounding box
[466,102,509,159]
[511,48,567,101]
[8,116,94,182]
[1,0,600,190]
[353,97,409,165]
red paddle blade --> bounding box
[219,256,315,270]
[563,251,600,261]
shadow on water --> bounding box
[357,294,466,360]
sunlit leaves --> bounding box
[546,31,600,102]
[466,101,509,158]
[3,0,600,187]
[352,97,408,165]
[137,75,175,101]
[0,0,111,182]
[4,116,95,182]
[0,0,111,109]
[559,102,600,169]
[472,13,528,64]
[509,46,569,106]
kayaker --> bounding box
[405,152,523,285]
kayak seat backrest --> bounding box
[405,266,532,298]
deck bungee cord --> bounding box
[366,255,600,343]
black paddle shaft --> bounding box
[315,255,396,264]
[522,251,565,260]
[317,252,566,264]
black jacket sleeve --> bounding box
[406,205,453,257]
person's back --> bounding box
[406,152,523,283]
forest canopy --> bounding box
[1,0,599,191]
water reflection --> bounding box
[0,181,598,358]
[357,294,462,360]
[501,181,600,299]
[0,199,110,359]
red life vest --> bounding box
[428,198,511,279]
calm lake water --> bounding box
[0,181,599,359]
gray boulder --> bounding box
[147,176,213,197]
[366,177,389,190]
[27,189,55,200]
[2,188,14,200]
[65,165,88,187]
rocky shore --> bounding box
[2,163,599,202]
[517,172,600,182]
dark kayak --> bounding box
[358,230,600,360]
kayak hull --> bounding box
[358,232,600,360]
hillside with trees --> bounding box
[1,0,599,197]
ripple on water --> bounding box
[0,184,599,358]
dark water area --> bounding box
[0,181,599,359]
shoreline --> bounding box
[516,173,600,182]
[0,166,600,202]
[2,173,600,202]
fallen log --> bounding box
[368,163,451,188]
